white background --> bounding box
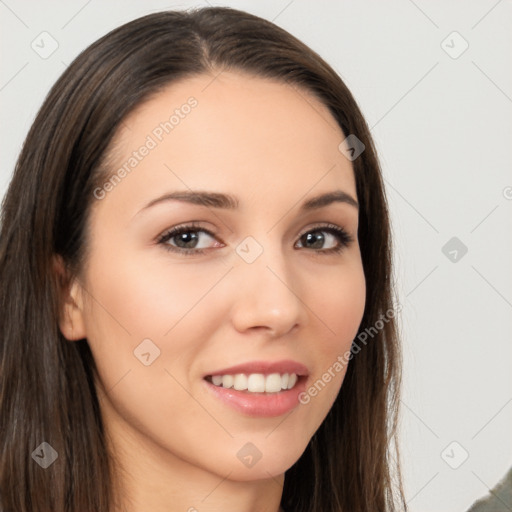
[1,1,511,510]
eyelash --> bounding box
[156,222,354,256]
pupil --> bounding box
[305,232,323,248]
[178,232,197,248]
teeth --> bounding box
[287,373,297,389]
[208,372,299,393]
[247,373,266,392]
[233,374,248,391]
[264,373,282,393]
[222,375,234,388]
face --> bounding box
[61,71,366,482]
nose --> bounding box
[229,241,307,338]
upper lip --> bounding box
[205,359,309,377]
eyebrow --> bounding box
[136,189,359,216]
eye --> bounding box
[295,223,354,254]
[156,222,218,254]
[157,222,354,255]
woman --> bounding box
[0,7,406,511]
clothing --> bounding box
[465,466,512,512]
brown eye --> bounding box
[296,225,353,254]
[157,224,218,254]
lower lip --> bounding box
[203,377,307,418]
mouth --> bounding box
[202,360,309,417]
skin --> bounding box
[56,71,366,512]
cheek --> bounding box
[311,259,366,356]
[297,260,366,416]
[80,253,236,464]
[81,250,230,381]
[84,247,225,333]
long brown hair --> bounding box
[0,7,407,511]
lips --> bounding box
[202,359,309,417]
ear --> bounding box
[52,255,87,341]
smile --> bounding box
[205,372,298,393]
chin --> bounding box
[214,439,308,483]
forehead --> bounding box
[101,71,356,211]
